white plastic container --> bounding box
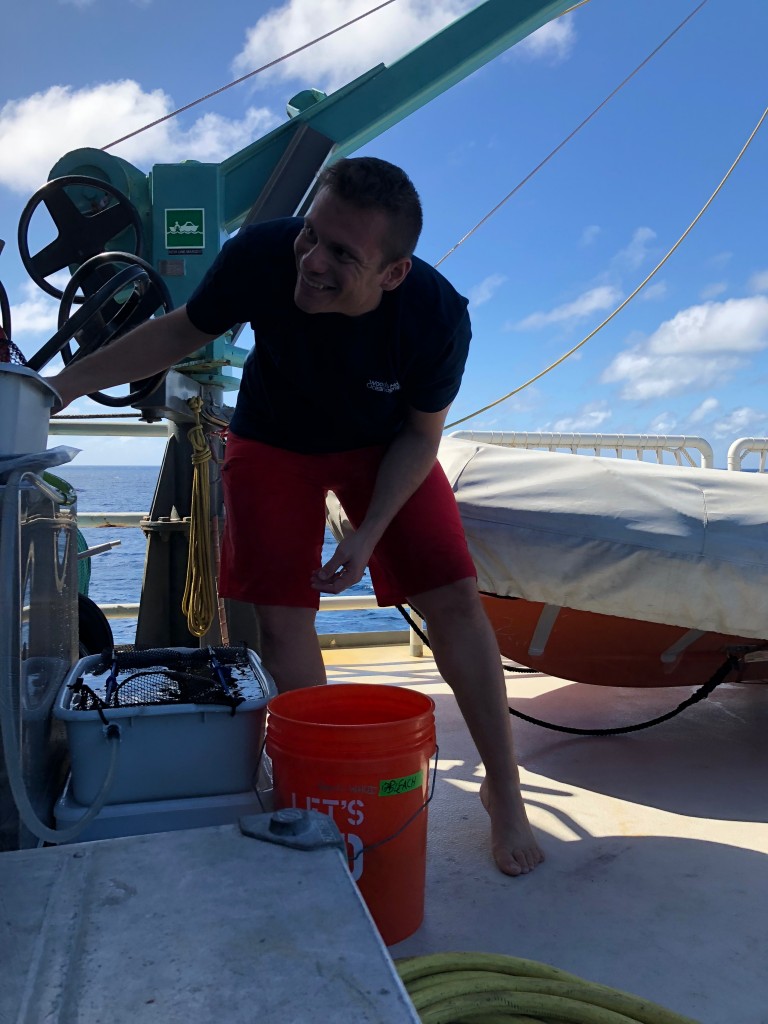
[0,363,60,456]
[55,648,277,806]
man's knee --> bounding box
[255,605,318,645]
[253,605,325,690]
[408,577,480,624]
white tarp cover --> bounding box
[437,436,768,640]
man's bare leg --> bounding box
[255,605,326,692]
[408,578,544,876]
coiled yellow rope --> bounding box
[182,396,216,637]
[396,953,701,1024]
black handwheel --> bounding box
[17,175,144,301]
[26,265,148,374]
[55,252,173,407]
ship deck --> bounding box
[323,643,768,1024]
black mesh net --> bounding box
[69,644,254,714]
[0,329,27,365]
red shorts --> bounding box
[219,434,476,608]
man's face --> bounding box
[293,187,411,316]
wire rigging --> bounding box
[434,0,709,268]
[446,103,768,430]
[101,0,593,153]
[101,0,400,151]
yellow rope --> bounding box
[181,396,216,638]
[446,104,768,430]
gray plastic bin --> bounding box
[55,648,277,806]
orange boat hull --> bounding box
[480,593,768,688]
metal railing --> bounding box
[727,438,768,472]
[52,419,768,471]
[450,430,716,468]
[49,420,170,437]
[76,511,422,654]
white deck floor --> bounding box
[324,644,768,1024]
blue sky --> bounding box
[2,0,767,466]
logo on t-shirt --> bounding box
[366,379,401,394]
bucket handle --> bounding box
[255,742,440,858]
[252,736,272,812]
[351,744,439,861]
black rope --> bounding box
[506,654,741,736]
[397,603,536,673]
[395,603,743,736]
[396,603,429,644]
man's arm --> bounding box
[312,404,450,594]
[51,306,221,409]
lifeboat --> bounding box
[439,436,768,688]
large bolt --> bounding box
[269,807,308,836]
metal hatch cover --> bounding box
[1,821,420,1023]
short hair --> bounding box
[316,157,423,263]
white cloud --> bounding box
[602,296,768,400]
[712,407,768,440]
[549,404,611,433]
[688,397,719,424]
[641,281,667,302]
[700,281,727,300]
[648,413,677,434]
[515,14,576,63]
[468,274,506,307]
[580,225,600,247]
[232,0,475,94]
[708,251,732,268]
[648,298,768,355]
[233,1,573,95]
[615,226,656,270]
[513,284,621,330]
[605,352,745,400]
[749,269,768,294]
[0,82,278,193]
[6,282,59,339]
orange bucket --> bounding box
[266,683,436,945]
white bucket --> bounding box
[0,364,60,457]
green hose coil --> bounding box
[396,953,701,1024]
[76,528,91,596]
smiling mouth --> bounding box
[299,271,334,292]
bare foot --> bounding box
[480,777,544,876]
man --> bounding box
[52,156,543,876]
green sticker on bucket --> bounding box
[379,771,424,797]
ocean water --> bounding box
[62,464,408,645]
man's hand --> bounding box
[311,405,451,597]
[47,307,219,411]
[311,531,374,595]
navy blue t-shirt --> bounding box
[186,218,471,453]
